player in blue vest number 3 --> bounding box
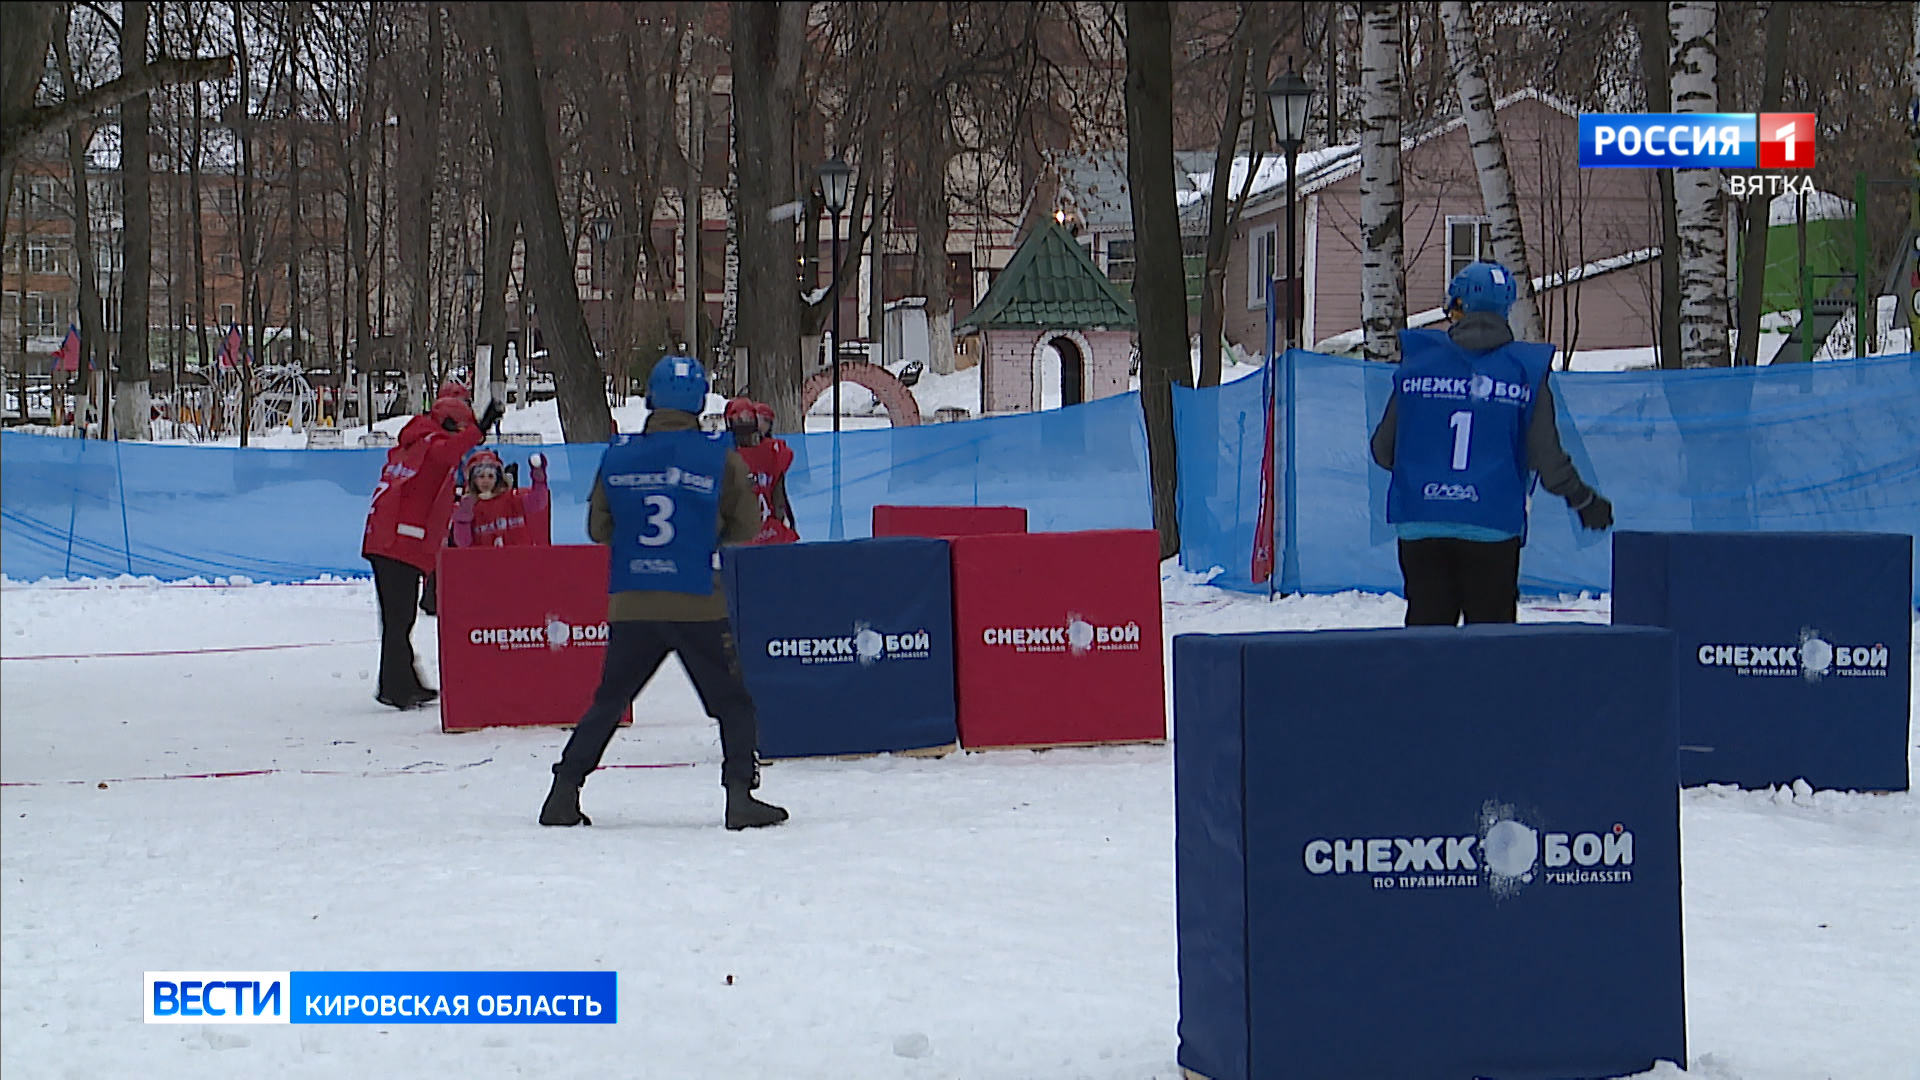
[1370,261,1614,625]
[540,356,789,830]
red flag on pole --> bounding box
[218,325,243,369]
[1250,379,1277,585]
[53,325,81,372]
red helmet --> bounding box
[724,397,758,425]
[753,402,775,424]
[437,380,472,402]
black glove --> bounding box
[479,400,506,431]
[1575,492,1614,531]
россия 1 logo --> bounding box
[1579,113,1814,170]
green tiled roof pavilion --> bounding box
[957,220,1137,331]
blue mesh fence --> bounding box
[1175,350,1920,604]
[6,355,1917,598]
[0,391,1152,583]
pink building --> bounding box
[1223,91,1661,360]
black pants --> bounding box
[555,619,760,789]
[368,554,429,700]
[1397,537,1522,626]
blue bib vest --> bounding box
[1387,328,1554,537]
[598,429,733,596]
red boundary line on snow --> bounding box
[2,640,378,662]
[1,761,695,788]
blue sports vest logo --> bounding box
[1387,329,1553,536]
[599,430,731,596]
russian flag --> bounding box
[52,325,82,372]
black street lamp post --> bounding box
[818,155,852,434]
[1264,61,1315,350]
[1262,59,1316,599]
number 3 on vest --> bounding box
[638,494,676,546]
[1449,411,1473,471]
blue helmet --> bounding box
[1447,260,1518,318]
[647,354,709,414]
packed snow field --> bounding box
[2,571,1915,1079]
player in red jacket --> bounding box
[452,449,551,547]
[362,382,502,709]
[726,398,799,544]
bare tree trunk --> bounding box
[1669,0,1729,367]
[490,0,610,441]
[346,28,376,423]
[1,5,60,211]
[53,7,105,435]
[913,124,955,377]
[1733,1,1790,367]
[1126,0,1187,559]
[399,4,443,401]
[187,25,211,431]
[1438,1,1543,341]
[731,0,807,431]
[1636,1,1683,369]
[684,65,705,359]
[286,8,304,403]
[478,96,517,403]
[233,0,255,443]
[1197,10,1252,388]
[1359,0,1406,364]
[114,0,154,438]
[1324,1,1342,146]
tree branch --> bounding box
[2,54,234,168]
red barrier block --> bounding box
[436,544,626,733]
[950,529,1166,749]
[872,504,1028,538]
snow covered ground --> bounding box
[2,571,1915,1078]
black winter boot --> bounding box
[724,783,787,830]
[540,776,590,826]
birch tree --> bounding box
[1438,0,1543,342]
[1358,0,1405,363]
[1668,0,1728,367]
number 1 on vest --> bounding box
[1449,411,1472,471]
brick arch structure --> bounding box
[800,361,923,427]
[1031,329,1096,408]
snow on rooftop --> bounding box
[1178,144,1359,208]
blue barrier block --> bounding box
[1613,531,1913,791]
[723,538,956,758]
[1175,625,1684,1080]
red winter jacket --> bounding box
[362,398,485,571]
[737,437,799,544]
[452,459,551,548]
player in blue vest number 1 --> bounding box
[1370,262,1615,625]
